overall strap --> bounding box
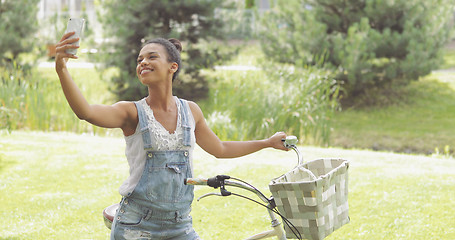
[134,100,153,149]
[178,98,192,147]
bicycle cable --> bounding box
[229,177,268,200]
[224,177,303,240]
[229,192,303,240]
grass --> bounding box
[0,60,118,136]
[1,131,454,239]
[0,131,125,239]
[441,48,455,70]
[33,65,118,135]
[330,72,455,155]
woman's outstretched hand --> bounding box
[268,132,289,151]
[55,31,79,70]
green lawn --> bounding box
[330,72,455,155]
[1,131,454,239]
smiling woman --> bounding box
[53,31,288,239]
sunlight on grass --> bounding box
[1,131,454,239]
[0,131,126,239]
[331,72,455,155]
[441,48,455,70]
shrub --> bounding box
[0,0,40,62]
[202,66,340,145]
[259,0,455,104]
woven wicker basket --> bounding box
[269,158,350,240]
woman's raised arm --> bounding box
[55,32,137,135]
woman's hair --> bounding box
[143,38,182,81]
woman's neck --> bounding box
[146,84,175,111]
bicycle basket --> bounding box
[269,158,349,240]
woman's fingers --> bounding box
[55,32,80,60]
[56,37,79,48]
[55,45,79,59]
[59,31,76,42]
[56,42,79,52]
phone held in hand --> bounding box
[64,18,85,55]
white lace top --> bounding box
[119,97,196,196]
[140,97,184,151]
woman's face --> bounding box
[136,43,177,85]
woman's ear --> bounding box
[170,62,179,73]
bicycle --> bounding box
[103,136,301,239]
[183,136,303,240]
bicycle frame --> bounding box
[185,177,286,240]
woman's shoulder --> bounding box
[178,98,203,122]
[111,100,139,121]
[112,100,139,136]
[114,100,138,109]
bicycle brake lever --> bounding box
[197,188,232,201]
[197,192,223,201]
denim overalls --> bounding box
[111,99,200,240]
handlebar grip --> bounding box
[184,178,208,186]
[283,135,298,148]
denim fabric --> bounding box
[111,98,199,240]
[111,195,199,240]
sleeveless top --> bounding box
[118,97,196,196]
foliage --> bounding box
[0,0,40,62]
[0,63,28,131]
[0,62,46,131]
[259,0,455,104]
[0,64,116,135]
[201,65,340,145]
[97,0,237,101]
[215,7,257,39]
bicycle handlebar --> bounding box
[185,175,272,203]
[184,136,301,204]
[184,175,230,187]
[184,177,208,186]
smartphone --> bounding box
[64,18,85,55]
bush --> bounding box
[0,0,40,62]
[259,0,455,104]
[202,66,340,145]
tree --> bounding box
[260,0,455,105]
[0,0,40,63]
[97,0,234,101]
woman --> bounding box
[55,32,288,239]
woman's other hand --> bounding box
[268,132,289,151]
